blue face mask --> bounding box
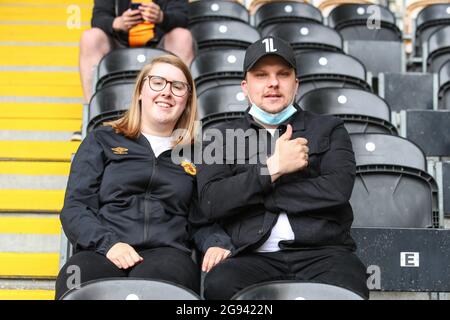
[248,102,297,126]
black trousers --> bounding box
[55,247,200,300]
[203,247,369,300]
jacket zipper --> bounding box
[144,158,157,241]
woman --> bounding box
[55,54,201,299]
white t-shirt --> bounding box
[256,127,295,252]
[142,132,172,157]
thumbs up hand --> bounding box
[267,124,309,182]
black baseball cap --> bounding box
[243,36,296,75]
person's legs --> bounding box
[161,27,194,67]
[290,248,369,299]
[79,27,112,103]
[203,253,287,300]
[55,251,127,299]
[129,247,200,294]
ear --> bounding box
[241,79,248,97]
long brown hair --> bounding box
[105,54,197,146]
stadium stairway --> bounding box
[0,0,91,299]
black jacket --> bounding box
[61,126,200,255]
[194,105,357,255]
[92,0,189,46]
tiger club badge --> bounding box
[181,159,196,176]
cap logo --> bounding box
[262,38,277,53]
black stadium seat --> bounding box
[327,4,403,74]
[190,20,260,52]
[414,4,450,57]
[328,4,402,41]
[190,49,245,95]
[188,0,249,26]
[439,60,450,109]
[349,133,439,228]
[295,51,371,100]
[95,48,168,90]
[253,1,322,34]
[88,83,134,132]
[298,87,397,135]
[60,278,201,300]
[426,25,450,73]
[231,281,364,300]
[197,84,248,130]
[263,22,343,53]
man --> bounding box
[80,0,194,104]
[194,36,369,300]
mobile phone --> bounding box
[130,3,141,10]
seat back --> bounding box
[253,1,322,31]
[96,48,168,90]
[88,83,134,132]
[197,84,248,129]
[299,87,397,135]
[427,25,450,72]
[350,133,426,170]
[188,0,249,25]
[328,4,401,41]
[349,133,438,228]
[295,51,370,99]
[190,20,260,52]
[231,281,364,300]
[263,22,343,53]
[438,59,450,109]
[191,49,245,95]
[415,4,450,56]
[61,278,201,300]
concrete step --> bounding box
[0,131,76,141]
[0,141,79,161]
[0,45,79,67]
[0,174,68,189]
[0,102,82,119]
[0,234,60,252]
[0,189,65,212]
[0,279,55,300]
